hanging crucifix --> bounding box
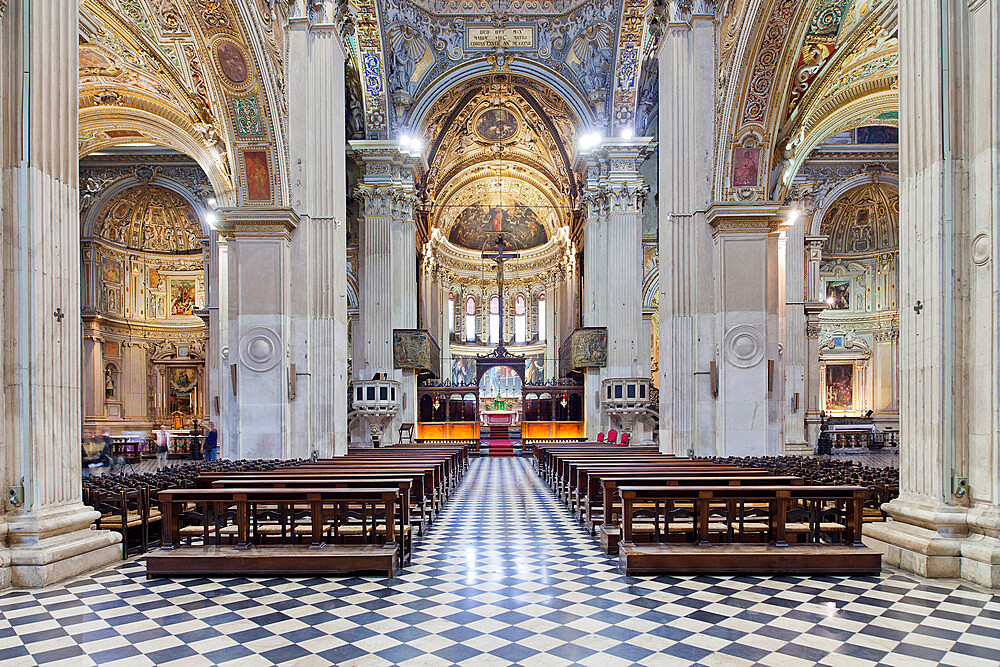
[482,233,520,355]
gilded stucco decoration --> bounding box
[717,0,898,201]
[819,181,898,255]
[92,185,204,253]
[374,0,620,131]
[79,0,287,206]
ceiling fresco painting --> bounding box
[448,203,550,251]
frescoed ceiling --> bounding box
[78,0,287,207]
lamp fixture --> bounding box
[433,395,440,411]
[560,393,568,408]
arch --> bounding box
[81,175,214,241]
[811,172,900,235]
[80,108,233,204]
[407,59,595,135]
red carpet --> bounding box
[488,439,515,458]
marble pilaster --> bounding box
[287,11,350,457]
[1,0,121,588]
[656,11,717,455]
[863,0,1000,588]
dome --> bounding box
[820,182,898,255]
[93,185,203,253]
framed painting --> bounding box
[243,149,272,202]
[732,147,760,187]
[171,279,197,316]
[826,280,850,310]
[825,364,854,411]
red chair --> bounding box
[607,429,618,444]
[596,432,605,442]
[620,433,630,446]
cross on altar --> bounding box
[482,234,520,353]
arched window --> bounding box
[537,293,546,342]
[465,296,476,342]
[447,292,455,335]
[489,296,500,345]
[514,294,527,343]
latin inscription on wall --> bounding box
[465,26,535,50]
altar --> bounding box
[481,410,519,427]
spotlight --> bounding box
[399,134,412,148]
[579,132,602,150]
[206,197,217,208]
[621,127,634,139]
[410,138,423,152]
[205,212,217,228]
[785,209,801,225]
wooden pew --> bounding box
[593,474,802,554]
[211,477,415,562]
[615,485,881,575]
[148,487,401,578]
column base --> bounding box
[863,498,1000,588]
[6,504,123,588]
[783,441,813,456]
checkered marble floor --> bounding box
[3,457,999,667]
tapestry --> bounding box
[826,364,853,411]
[559,327,607,375]
[451,356,477,385]
[392,329,441,376]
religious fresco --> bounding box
[102,257,122,283]
[524,353,545,385]
[475,108,518,142]
[732,147,760,187]
[243,150,272,202]
[479,365,522,400]
[93,185,202,252]
[448,204,548,251]
[826,364,854,411]
[171,279,197,316]
[216,41,249,85]
[820,183,899,255]
[451,356,477,385]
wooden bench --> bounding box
[615,485,881,575]
[148,487,402,578]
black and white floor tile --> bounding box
[2,457,998,666]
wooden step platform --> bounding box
[146,543,400,579]
[618,542,881,576]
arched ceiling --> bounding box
[91,184,204,253]
[716,0,898,201]
[420,76,578,256]
[78,0,287,207]
[820,181,898,254]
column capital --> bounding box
[349,140,420,221]
[577,137,654,217]
[706,202,783,234]
[216,207,299,241]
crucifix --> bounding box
[482,233,519,353]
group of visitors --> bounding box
[155,421,219,467]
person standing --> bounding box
[155,425,169,469]
[203,422,218,462]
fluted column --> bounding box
[863,0,1000,588]
[656,7,716,455]
[287,7,350,457]
[349,141,420,443]
[578,138,652,438]
[0,0,121,588]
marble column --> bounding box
[349,141,420,443]
[706,205,782,457]
[217,208,298,460]
[578,138,652,438]
[863,0,1000,588]
[803,235,828,444]
[0,0,121,588]
[656,6,717,455]
[287,7,350,457]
